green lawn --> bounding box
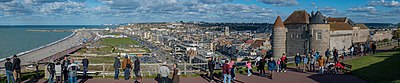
[344,49,400,83]
[100,38,140,46]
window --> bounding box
[297,34,300,38]
[291,34,294,38]
[317,32,322,40]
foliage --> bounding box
[393,28,400,39]
[383,38,390,42]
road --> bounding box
[131,37,175,63]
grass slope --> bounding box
[100,38,139,46]
[345,49,400,83]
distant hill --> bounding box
[361,23,396,29]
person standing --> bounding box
[61,56,71,83]
[267,57,276,79]
[349,45,354,57]
[67,59,79,83]
[280,53,287,72]
[122,55,132,80]
[246,60,252,76]
[372,43,377,55]
[113,55,121,80]
[12,55,21,83]
[342,46,346,60]
[318,56,325,74]
[47,60,56,83]
[294,53,301,71]
[222,60,231,83]
[259,57,266,76]
[172,63,180,83]
[5,58,15,83]
[207,58,215,82]
[303,54,309,72]
[81,56,89,79]
[325,48,331,62]
[228,58,235,80]
[55,60,62,83]
[134,57,140,77]
[333,48,338,62]
[310,54,316,72]
[159,62,170,83]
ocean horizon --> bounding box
[0,25,117,58]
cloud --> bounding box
[0,0,12,2]
[197,0,233,4]
[347,6,376,12]
[257,0,298,6]
[368,0,400,7]
[0,1,32,16]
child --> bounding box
[303,54,309,72]
[276,58,281,72]
[246,61,252,76]
[280,53,287,72]
[318,56,325,74]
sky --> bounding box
[0,0,399,25]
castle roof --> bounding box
[327,17,347,23]
[329,22,353,31]
[309,11,325,24]
[273,16,285,28]
[356,24,369,29]
[284,10,310,24]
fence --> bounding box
[41,63,209,79]
[376,39,400,48]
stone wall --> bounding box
[285,24,308,56]
[272,27,287,58]
[330,30,353,54]
[372,30,393,41]
[309,24,330,53]
[353,27,370,43]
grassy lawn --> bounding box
[344,49,400,83]
[100,38,139,46]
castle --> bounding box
[272,10,370,58]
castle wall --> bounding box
[285,24,308,56]
[353,27,370,43]
[330,30,353,54]
[309,24,330,53]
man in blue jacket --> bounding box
[267,57,277,79]
[294,53,301,71]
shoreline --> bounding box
[0,30,76,61]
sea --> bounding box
[0,25,117,59]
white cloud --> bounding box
[347,6,376,12]
[368,0,400,7]
[257,0,298,6]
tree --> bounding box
[393,28,400,39]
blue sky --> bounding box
[0,0,399,25]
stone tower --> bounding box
[272,16,287,58]
[309,11,330,53]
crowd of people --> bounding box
[3,43,378,83]
[205,43,378,83]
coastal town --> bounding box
[1,0,400,83]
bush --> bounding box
[383,39,390,42]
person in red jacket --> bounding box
[222,60,231,83]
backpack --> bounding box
[126,63,132,68]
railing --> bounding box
[376,39,400,48]
[44,63,209,78]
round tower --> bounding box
[309,11,330,53]
[272,16,287,58]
